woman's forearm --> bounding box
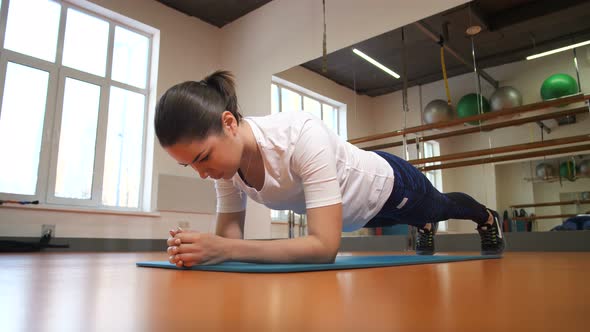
[225,235,339,264]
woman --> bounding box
[156,70,504,267]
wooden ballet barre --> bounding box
[512,214,577,221]
[511,200,590,209]
[349,93,589,145]
[417,144,590,171]
[409,135,590,165]
[361,106,589,151]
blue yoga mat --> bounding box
[136,255,501,273]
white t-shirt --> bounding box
[215,111,394,231]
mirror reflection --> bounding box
[497,154,590,232]
[270,0,590,238]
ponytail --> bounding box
[202,70,242,122]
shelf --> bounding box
[349,93,588,145]
[409,135,590,166]
[522,175,590,183]
[362,106,589,151]
[512,214,577,222]
[510,200,590,209]
[418,143,590,172]
[347,94,590,172]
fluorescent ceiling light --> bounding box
[353,48,400,79]
[526,40,590,60]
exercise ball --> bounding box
[423,99,453,124]
[456,93,491,125]
[535,163,555,179]
[490,86,523,111]
[540,73,578,100]
[578,159,590,176]
[559,160,576,181]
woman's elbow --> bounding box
[309,233,340,263]
[324,252,338,264]
[317,243,339,263]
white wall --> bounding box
[0,0,468,239]
[495,162,536,217]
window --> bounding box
[0,0,158,211]
[270,76,347,222]
[270,77,347,139]
[424,141,447,231]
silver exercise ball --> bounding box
[536,163,555,179]
[579,159,590,176]
[490,86,523,111]
[423,99,453,124]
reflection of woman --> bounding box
[156,70,505,267]
[553,213,590,231]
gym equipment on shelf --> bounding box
[456,93,490,125]
[423,99,454,124]
[490,86,523,111]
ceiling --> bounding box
[156,0,274,28]
[158,0,590,97]
[302,0,590,96]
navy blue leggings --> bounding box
[365,151,489,228]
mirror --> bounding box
[269,0,590,237]
[496,154,590,232]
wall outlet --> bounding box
[42,224,56,237]
[178,221,190,229]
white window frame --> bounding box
[270,76,347,222]
[424,140,447,231]
[0,0,160,212]
[271,76,347,139]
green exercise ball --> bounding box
[456,93,490,125]
[559,160,576,181]
[540,74,578,101]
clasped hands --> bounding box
[167,228,231,267]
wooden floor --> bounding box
[0,251,588,332]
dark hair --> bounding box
[155,70,242,146]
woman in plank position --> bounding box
[156,70,504,267]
